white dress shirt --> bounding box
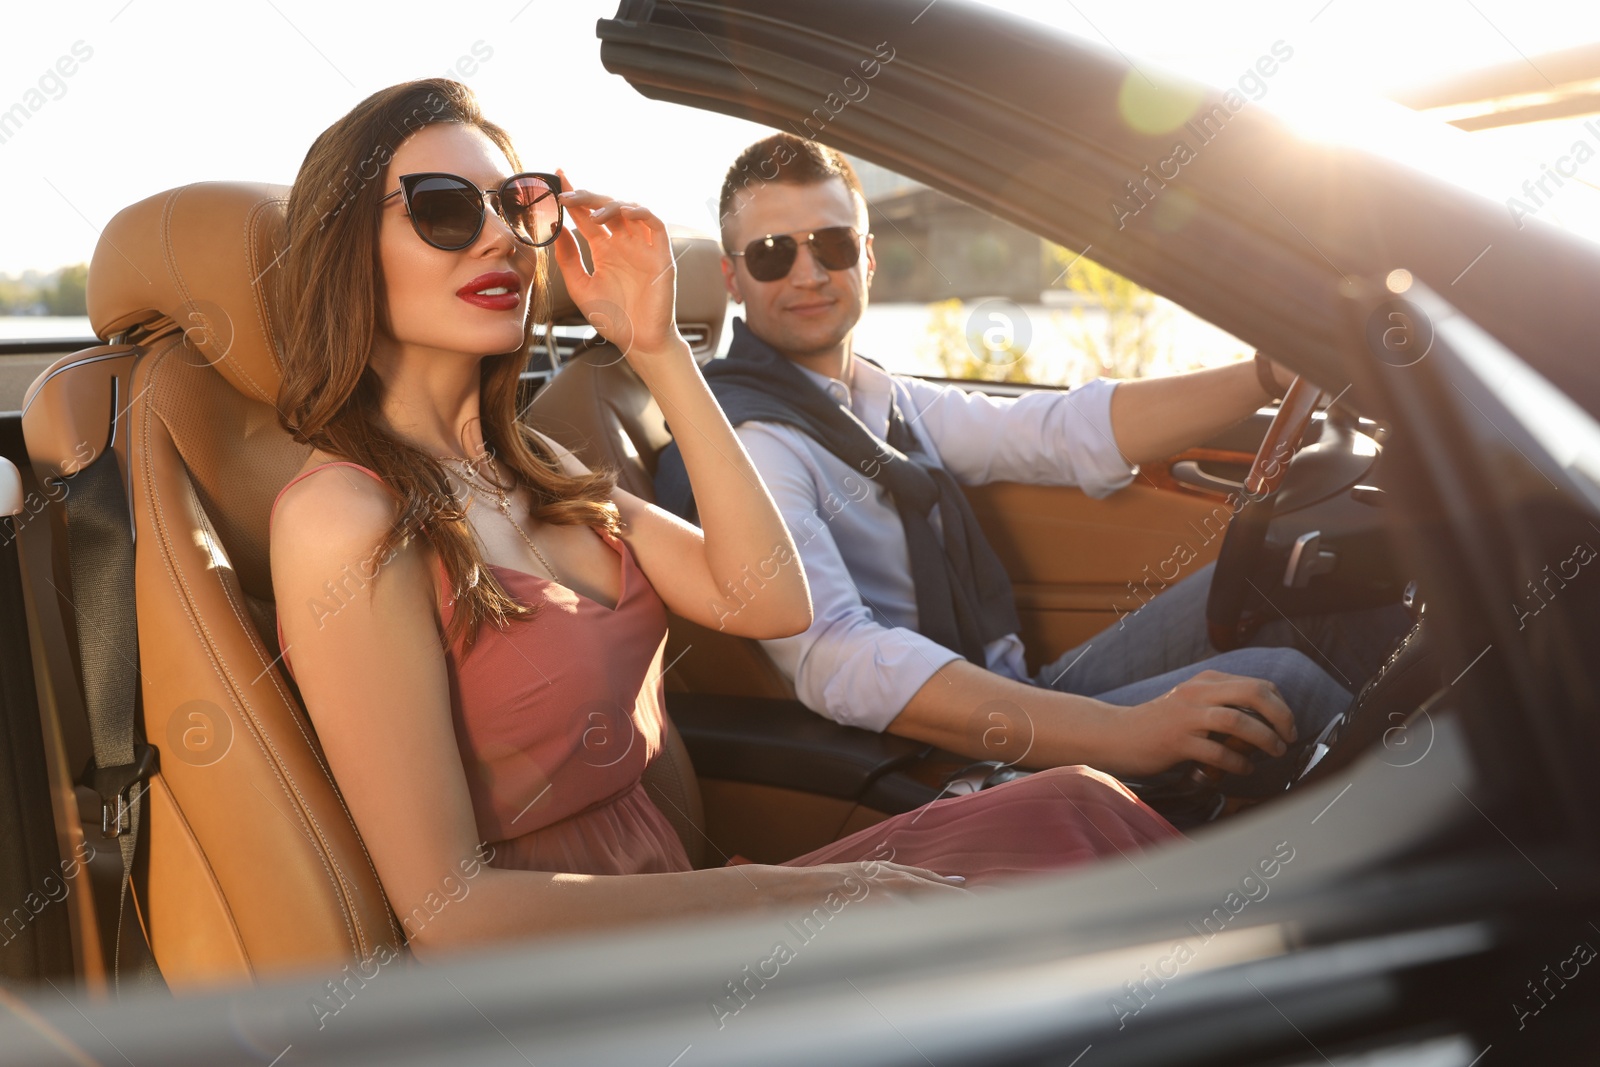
[732,351,1137,731]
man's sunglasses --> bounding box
[380,171,563,251]
[727,225,866,282]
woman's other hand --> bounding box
[743,861,972,909]
[552,170,682,362]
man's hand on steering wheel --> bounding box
[1089,671,1298,779]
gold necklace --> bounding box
[438,454,560,582]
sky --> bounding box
[4,0,1600,276]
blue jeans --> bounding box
[1032,561,1411,797]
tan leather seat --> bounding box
[525,250,797,702]
[17,182,710,990]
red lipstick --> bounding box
[456,270,522,311]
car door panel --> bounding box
[964,445,1256,670]
[665,693,974,864]
[964,480,1226,668]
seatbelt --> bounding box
[63,447,165,994]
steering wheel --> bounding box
[1205,375,1328,652]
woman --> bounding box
[268,79,1180,957]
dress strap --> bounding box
[270,461,387,527]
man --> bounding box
[657,133,1407,798]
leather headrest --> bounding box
[89,182,290,407]
[544,226,730,357]
[86,182,730,406]
[664,225,731,359]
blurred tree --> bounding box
[44,264,89,316]
[876,240,915,285]
[1045,244,1167,379]
[0,277,33,313]
[922,297,1032,383]
[0,265,89,315]
[964,232,1010,284]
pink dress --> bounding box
[271,461,1182,888]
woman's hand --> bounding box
[742,861,971,908]
[552,170,683,364]
[545,176,812,642]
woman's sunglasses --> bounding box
[380,171,563,251]
[727,225,866,282]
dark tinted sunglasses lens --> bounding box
[502,176,560,246]
[810,227,860,270]
[743,235,798,281]
[409,177,482,249]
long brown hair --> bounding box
[273,78,619,654]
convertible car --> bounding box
[2,0,1598,1063]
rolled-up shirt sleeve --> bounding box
[900,376,1138,498]
[734,422,962,731]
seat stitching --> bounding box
[228,195,281,406]
[229,191,399,946]
[203,472,401,949]
[180,185,400,953]
[258,462,415,948]
[196,497,381,954]
[165,186,275,408]
[243,472,404,944]
[160,189,193,350]
[139,344,362,959]
[140,344,360,955]
[142,345,361,956]
[209,189,275,406]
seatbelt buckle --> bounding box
[80,744,160,839]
